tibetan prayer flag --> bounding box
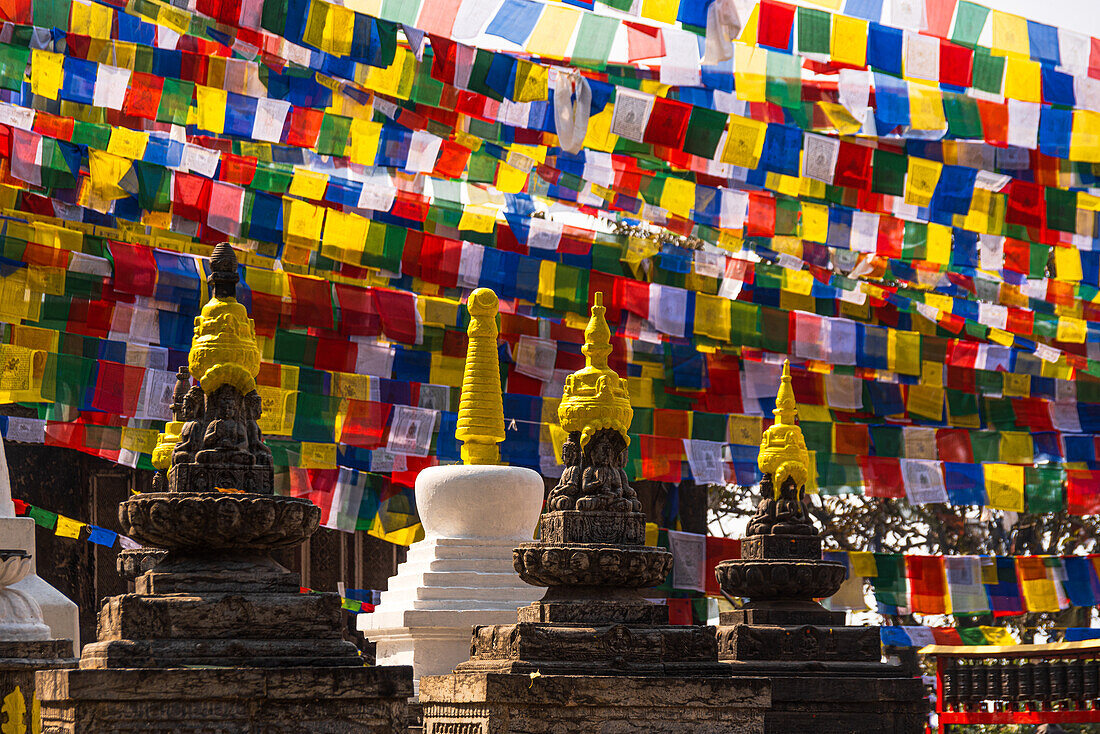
[945,556,988,613]
[1016,556,1061,613]
[984,464,1024,512]
[906,555,949,614]
[54,515,84,539]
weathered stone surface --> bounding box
[420,672,770,734]
[513,543,671,588]
[454,622,728,676]
[739,534,821,561]
[537,510,645,546]
[740,673,927,734]
[36,665,411,734]
[135,554,300,594]
[715,558,845,601]
[516,597,667,625]
[717,623,881,663]
[119,492,317,552]
[115,548,168,583]
[0,641,74,734]
[719,604,844,627]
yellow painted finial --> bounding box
[758,360,810,499]
[558,292,632,447]
[188,244,261,395]
[456,288,505,465]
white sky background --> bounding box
[977,0,1100,38]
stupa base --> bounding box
[420,671,769,734]
[36,665,412,734]
[0,641,75,733]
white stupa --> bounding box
[361,288,544,692]
[0,437,80,654]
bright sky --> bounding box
[979,0,1100,38]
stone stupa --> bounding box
[36,243,412,732]
[420,293,770,732]
[0,434,77,732]
[363,288,544,694]
[715,360,927,732]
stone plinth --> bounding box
[0,641,75,733]
[37,665,411,733]
[420,672,769,734]
[363,465,545,691]
[0,435,79,654]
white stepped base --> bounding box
[361,465,545,691]
[0,517,79,655]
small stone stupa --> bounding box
[420,293,769,733]
[715,360,926,732]
[363,288,544,693]
[36,243,412,732]
[0,437,77,732]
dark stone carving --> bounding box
[713,366,927,733]
[746,475,816,536]
[35,242,411,732]
[546,431,640,513]
[513,543,672,588]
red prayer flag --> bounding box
[939,41,973,88]
[625,22,664,62]
[372,288,419,345]
[860,456,905,498]
[757,0,796,51]
[106,241,157,298]
[705,536,740,597]
[1067,470,1100,515]
[667,598,693,625]
[907,555,949,615]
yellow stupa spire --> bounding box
[558,292,633,447]
[456,288,505,465]
[757,360,810,498]
[188,243,261,395]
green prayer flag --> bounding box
[871,150,906,196]
[683,107,726,159]
[34,0,70,29]
[971,49,1005,96]
[381,0,421,27]
[0,45,29,92]
[951,1,990,48]
[1046,188,1078,233]
[261,0,289,34]
[157,78,194,126]
[573,14,618,68]
[315,114,353,157]
[765,52,802,109]
[871,554,908,611]
[1025,467,1065,514]
[943,94,983,138]
[957,627,988,645]
[27,506,57,530]
[797,7,831,55]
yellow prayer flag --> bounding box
[908,83,946,131]
[979,626,1017,645]
[733,44,767,103]
[283,198,325,244]
[801,203,829,243]
[106,127,148,160]
[514,61,549,103]
[299,442,337,469]
[925,224,952,264]
[428,353,464,387]
[849,551,878,578]
[991,11,1030,58]
[907,385,944,421]
[694,294,731,342]
[288,169,329,200]
[537,260,556,309]
[195,86,227,134]
[526,5,580,59]
[721,114,767,168]
[1071,110,1100,163]
[626,376,655,408]
[583,107,618,152]
[818,102,863,136]
[640,0,678,24]
[30,50,63,101]
[322,6,354,56]
[999,432,1033,464]
[984,463,1024,512]
[349,120,382,167]
[87,150,131,201]
[660,178,695,217]
[905,157,942,208]
[1004,57,1041,103]
[1057,315,1087,343]
[157,4,190,35]
[1002,372,1030,397]
[831,16,868,68]
[645,522,659,547]
[728,415,762,446]
[55,515,84,539]
[1054,246,1083,281]
[890,331,921,376]
[320,210,369,264]
[1017,562,1060,612]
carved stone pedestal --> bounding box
[420,672,769,734]
[0,641,74,732]
[37,666,411,733]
